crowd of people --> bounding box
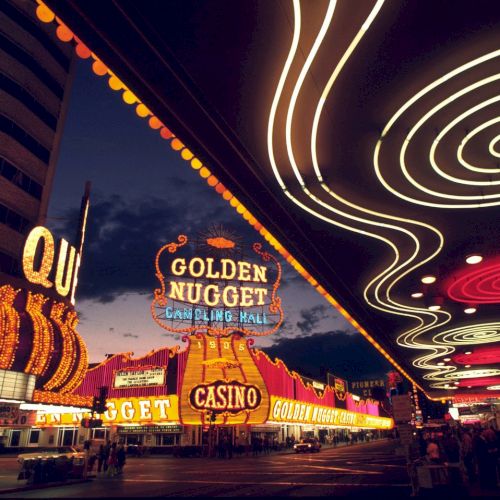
[416,425,499,491]
[93,441,127,477]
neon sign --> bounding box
[269,397,394,429]
[22,226,81,304]
[151,230,283,337]
[189,380,262,414]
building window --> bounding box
[0,203,31,234]
[28,429,40,444]
[0,114,50,163]
[157,434,177,446]
[0,73,57,130]
[92,429,108,440]
[9,429,21,447]
[0,0,71,72]
[58,428,77,447]
[0,157,43,199]
[0,32,63,99]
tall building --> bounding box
[0,0,74,284]
[0,1,89,409]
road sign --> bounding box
[392,395,413,422]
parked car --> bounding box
[18,446,84,465]
[293,438,321,453]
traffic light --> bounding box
[81,418,103,429]
[92,386,108,414]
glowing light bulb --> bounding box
[421,275,436,284]
[428,305,441,311]
[464,307,477,314]
[465,351,472,355]
[411,292,423,298]
[444,358,451,362]
[465,365,471,368]
[466,254,483,265]
[437,362,445,366]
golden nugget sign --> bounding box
[189,380,262,414]
[22,226,81,304]
[35,396,179,426]
[269,397,393,429]
[151,231,283,336]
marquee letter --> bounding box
[239,287,254,307]
[273,400,282,420]
[54,239,76,297]
[104,402,117,421]
[204,284,220,307]
[253,264,267,283]
[154,399,171,419]
[188,257,205,278]
[171,258,186,276]
[254,288,268,306]
[121,401,135,420]
[205,258,220,279]
[138,400,152,420]
[169,281,185,301]
[237,262,252,281]
[220,259,236,280]
[194,388,206,408]
[22,226,54,288]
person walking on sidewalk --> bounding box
[117,444,126,474]
[97,444,106,474]
[103,440,111,474]
[107,443,118,477]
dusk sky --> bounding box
[47,57,390,380]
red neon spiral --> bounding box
[446,260,500,304]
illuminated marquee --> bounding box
[269,396,393,430]
[35,396,179,426]
[22,226,81,304]
[151,230,283,337]
[113,367,166,389]
[189,380,262,414]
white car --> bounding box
[17,446,84,465]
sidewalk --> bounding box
[0,478,90,495]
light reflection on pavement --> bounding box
[0,440,411,497]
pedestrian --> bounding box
[103,440,111,473]
[263,435,270,455]
[107,443,118,477]
[476,428,498,490]
[117,445,126,474]
[97,444,106,474]
[460,429,475,483]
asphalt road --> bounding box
[0,440,412,497]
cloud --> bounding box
[51,188,265,304]
[296,304,334,335]
[263,331,391,380]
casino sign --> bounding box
[151,229,283,337]
[152,229,277,425]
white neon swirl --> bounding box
[488,135,500,158]
[374,50,500,209]
[458,119,500,173]
[267,0,302,191]
[266,0,454,387]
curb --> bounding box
[0,478,90,495]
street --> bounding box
[0,440,411,497]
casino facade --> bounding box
[30,343,392,450]
[1,230,393,449]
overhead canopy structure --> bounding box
[41,0,500,398]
